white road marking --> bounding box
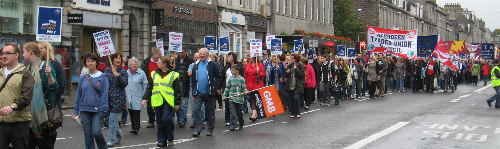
[281,122,287,124]
[344,122,410,149]
[222,120,274,132]
[459,94,472,98]
[475,85,491,92]
[64,115,72,117]
[110,138,196,149]
[56,137,73,140]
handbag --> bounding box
[47,107,63,128]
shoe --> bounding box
[206,132,213,136]
[304,106,310,110]
[146,123,155,128]
[192,132,200,137]
[325,103,331,107]
[296,115,301,118]
[487,100,492,107]
[107,142,114,147]
[225,123,230,126]
[239,125,244,129]
[157,142,167,147]
[229,128,236,131]
[179,124,185,128]
[167,141,174,147]
[249,117,257,122]
[219,105,223,110]
[290,115,295,118]
[129,130,138,135]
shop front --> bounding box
[153,1,217,56]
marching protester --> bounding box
[141,55,181,147]
[222,52,244,126]
[104,52,128,147]
[482,61,491,86]
[222,64,247,131]
[367,54,380,99]
[487,59,500,108]
[187,52,205,128]
[285,54,305,118]
[38,42,66,111]
[140,47,162,128]
[244,56,265,122]
[471,61,481,87]
[125,57,148,134]
[395,58,406,92]
[209,54,224,110]
[303,57,316,110]
[0,44,34,148]
[377,54,388,97]
[174,50,193,128]
[73,53,109,149]
[23,42,60,149]
[191,48,222,137]
[438,62,449,92]
[318,55,333,106]
[425,57,436,93]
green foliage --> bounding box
[333,0,366,40]
[493,29,500,36]
[280,32,289,36]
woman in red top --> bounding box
[244,57,266,122]
[482,61,491,86]
[303,57,316,110]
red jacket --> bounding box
[244,62,266,91]
[305,64,316,88]
[482,64,491,76]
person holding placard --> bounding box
[244,56,265,122]
[104,52,128,147]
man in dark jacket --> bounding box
[174,50,193,128]
[140,47,162,128]
[191,48,222,137]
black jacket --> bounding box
[142,69,182,106]
[191,60,222,96]
[175,56,194,97]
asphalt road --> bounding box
[54,84,500,149]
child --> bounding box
[223,64,247,131]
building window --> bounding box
[303,0,307,18]
[276,0,280,12]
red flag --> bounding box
[433,39,458,71]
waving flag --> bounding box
[466,43,482,60]
[449,40,466,55]
[433,39,458,71]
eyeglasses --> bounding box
[0,52,16,56]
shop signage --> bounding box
[36,6,63,42]
[68,13,83,23]
[71,0,123,14]
[173,7,192,15]
[93,30,116,57]
[0,0,17,9]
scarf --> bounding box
[28,58,48,133]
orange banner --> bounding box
[257,86,285,117]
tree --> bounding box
[493,29,500,37]
[333,0,366,41]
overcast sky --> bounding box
[437,0,500,31]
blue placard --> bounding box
[219,37,230,54]
[482,43,495,60]
[293,39,304,54]
[337,45,346,58]
[204,36,217,54]
[347,48,356,59]
[36,6,63,42]
[417,35,438,57]
[271,38,282,55]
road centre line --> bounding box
[475,85,491,92]
[111,138,197,149]
[344,122,410,149]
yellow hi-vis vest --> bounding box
[491,66,500,87]
[151,71,179,108]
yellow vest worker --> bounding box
[151,71,179,108]
[491,66,500,87]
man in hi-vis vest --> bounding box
[142,56,181,148]
[487,59,500,108]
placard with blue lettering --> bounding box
[204,36,217,54]
[219,37,230,54]
[337,45,347,58]
[36,6,63,42]
[347,48,356,59]
[270,38,282,55]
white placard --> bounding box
[156,38,165,56]
[168,32,183,53]
[250,39,263,57]
[93,30,116,57]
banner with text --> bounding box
[250,39,263,57]
[36,6,63,42]
[367,26,418,59]
[253,86,285,118]
[270,38,282,55]
[347,48,356,59]
[168,32,183,52]
[482,43,495,60]
[417,35,438,57]
[293,39,304,54]
[219,37,230,54]
[156,38,165,56]
[204,36,217,54]
[337,45,346,58]
[93,30,116,57]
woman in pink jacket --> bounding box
[303,57,316,110]
[244,57,266,122]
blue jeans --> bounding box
[80,112,107,149]
[290,93,303,116]
[386,76,394,91]
[176,97,189,126]
[191,97,205,124]
[396,79,404,92]
[120,109,127,124]
[487,86,500,107]
[229,101,243,129]
[107,113,122,144]
[193,94,216,133]
[155,103,175,143]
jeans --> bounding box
[107,112,122,144]
[0,122,29,149]
[425,76,435,92]
[229,101,244,129]
[487,86,500,107]
[319,82,331,104]
[396,79,404,92]
[176,97,189,126]
[128,109,141,130]
[289,93,302,116]
[224,100,231,123]
[80,112,107,149]
[386,76,394,91]
[193,94,216,133]
[191,97,205,125]
[120,109,128,124]
[155,103,175,143]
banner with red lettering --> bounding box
[252,86,285,118]
[367,26,418,59]
[93,30,116,57]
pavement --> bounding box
[54,84,500,149]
